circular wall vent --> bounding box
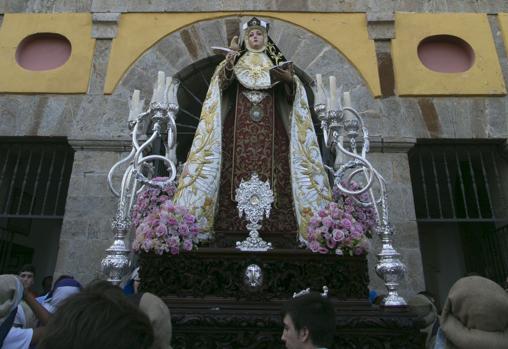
[16,33,72,71]
[417,35,474,73]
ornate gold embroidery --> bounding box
[266,41,284,65]
[234,52,273,89]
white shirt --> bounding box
[2,327,32,349]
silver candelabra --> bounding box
[313,75,407,307]
[101,71,180,285]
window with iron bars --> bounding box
[409,140,508,288]
[0,137,74,274]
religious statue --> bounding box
[174,17,332,243]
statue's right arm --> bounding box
[218,36,240,90]
[218,53,236,90]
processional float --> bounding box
[101,69,407,307]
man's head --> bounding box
[42,275,53,294]
[38,288,154,349]
[281,292,336,349]
[18,264,35,289]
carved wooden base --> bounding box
[140,248,369,300]
[166,299,424,349]
[139,249,424,348]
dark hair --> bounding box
[38,288,154,349]
[84,279,122,294]
[42,275,53,288]
[19,264,35,275]
[281,292,336,347]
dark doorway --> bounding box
[0,137,74,294]
[409,140,508,307]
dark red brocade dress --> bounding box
[214,83,298,235]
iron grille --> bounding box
[496,223,508,277]
[0,138,74,219]
[409,141,508,223]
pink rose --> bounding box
[309,216,320,226]
[332,229,345,242]
[183,214,195,224]
[341,218,352,230]
[178,224,189,234]
[322,216,333,228]
[318,209,327,218]
[155,224,168,237]
[308,240,320,252]
[318,247,328,254]
[326,239,337,249]
[183,239,193,251]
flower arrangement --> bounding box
[306,182,377,256]
[131,177,201,255]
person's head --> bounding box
[86,280,173,349]
[18,264,35,289]
[243,17,268,52]
[132,267,141,294]
[440,276,508,348]
[41,275,53,294]
[38,289,154,349]
[281,292,336,349]
[43,275,82,313]
[0,275,24,326]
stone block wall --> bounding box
[53,141,130,285]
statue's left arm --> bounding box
[270,64,296,103]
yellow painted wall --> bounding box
[392,12,505,96]
[0,12,506,97]
[104,12,381,97]
[0,13,95,93]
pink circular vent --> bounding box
[16,33,72,71]
[417,35,474,73]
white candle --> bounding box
[316,74,322,87]
[165,76,173,104]
[334,91,353,169]
[315,74,326,105]
[128,89,143,122]
[329,76,337,109]
[343,91,352,117]
[151,71,166,104]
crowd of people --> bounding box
[408,276,508,349]
[1,265,335,349]
[0,265,168,349]
[2,264,508,348]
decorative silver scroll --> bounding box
[235,172,274,251]
[313,77,407,307]
[101,71,179,285]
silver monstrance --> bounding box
[235,172,273,251]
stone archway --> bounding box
[112,16,373,163]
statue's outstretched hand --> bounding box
[270,64,294,84]
[229,36,240,51]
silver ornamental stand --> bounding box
[101,71,179,285]
[235,173,274,251]
[313,75,407,307]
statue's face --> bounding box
[248,29,265,50]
